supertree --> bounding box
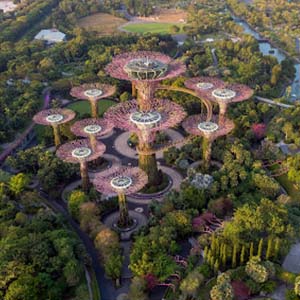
[93,166,148,228]
[70,118,113,150]
[56,139,106,191]
[104,98,186,185]
[105,51,186,110]
[182,114,234,170]
[185,77,253,124]
[105,51,186,186]
[33,108,75,147]
[70,83,116,118]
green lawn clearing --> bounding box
[122,22,184,34]
[66,100,116,118]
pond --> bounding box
[232,15,300,101]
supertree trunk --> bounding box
[80,161,90,192]
[132,82,137,98]
[90,99,98,118]
[118,193,130,228]
[219,102,228,126]
[135,81,156,110]
[202,138,212,171]
[52,124,61,147]
[89,134,97,152]
[138,142,161,186]
[89,134,103,167]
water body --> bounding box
[233,17,300,101]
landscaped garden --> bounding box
[2,1,300,300]
[122,22,184,34]
[66,100,116,118]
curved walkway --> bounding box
[113,129,184,159]
[127,165,183,204]
[38,191,116,300]
[282,243,300,273]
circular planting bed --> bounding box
[130,173,173,200]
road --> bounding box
[39,191,116,300]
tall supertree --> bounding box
[70,118,113,150]
[105,98,186,185]
[93,166,148,228]
[33,108,75,147]
[183,114,234,170]
[185,77,253,124]
[56,139,106,191]
[105,51,186,186]
[70,83,116,118]
[105,51,186,110]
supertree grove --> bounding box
[93,166,148,228]
[56,139,106,191]
[70,83,116,118]
[182,114,234,170]
[105,51,186,186]
[104,98,186,185]
[70,118,113,150]
[33,108,75,147]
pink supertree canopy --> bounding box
[105,51,186,82]
[104,98,186,142]
[184,77,253,104]
[56,139,106,164]
[70,83,116,101]
[93,166,148,195]
[184,76,225,98]
[33,108,75,126]
[182,114,234,140]
[71,118,114,138]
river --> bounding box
[232,16,300,101]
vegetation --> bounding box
[0,176,90,300]
[123,22,184,34]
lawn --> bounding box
[268,164,300,201]
[66,100,116,118]
[77,13,127,36]
[275,173,300,201]
[122,22,184,34]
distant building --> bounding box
[296,37,300,54]
[34,29,66,44]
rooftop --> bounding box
[34,29,66,43]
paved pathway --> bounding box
[113,129,184,159]
[282,243,300,273]
[38,191,116,300]
[103,210,148,241]
[270,284,287,300]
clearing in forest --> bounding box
[77,13,127,35]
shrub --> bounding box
[295,275,300,296]
[245,257,268,283]
[68,190,88,220]
[210,272,234,300]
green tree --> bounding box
[9,173,29,197]
[68,190,88,220]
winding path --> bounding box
[113,129,184,159]
[38,191,116,300]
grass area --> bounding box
[67,100,116,118]
[275,173,300,201]
[269,164,300,201]
[77,13,127,36]
[122,22,184,34]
